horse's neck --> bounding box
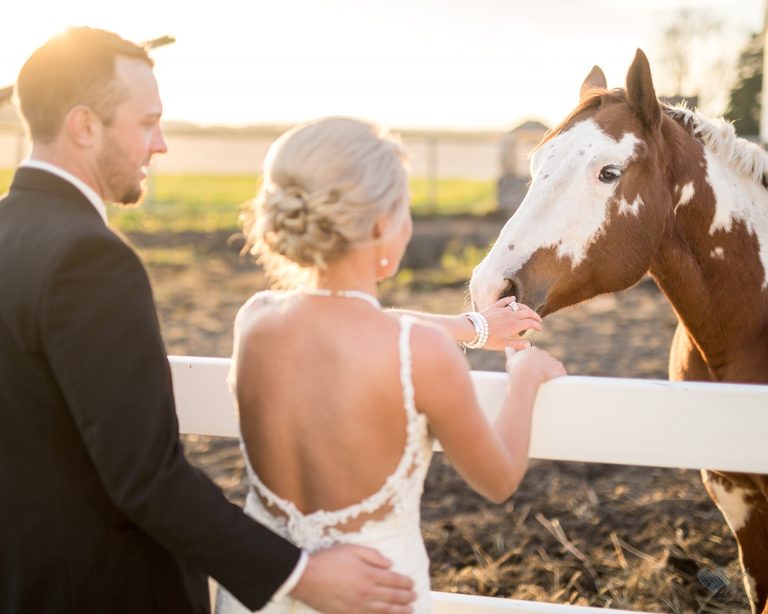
[649,132,768,380]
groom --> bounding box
[0,27,414,613]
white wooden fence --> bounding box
[170,355,768,614]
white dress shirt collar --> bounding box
[21,159,108,225]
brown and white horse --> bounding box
[470,49,768,613]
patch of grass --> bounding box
[0,168,13,194]
[1,170,497,233]
[110,173,261,233]
[440,241,487,280]
[410,178,496,216]
[139,246,201,268]
[151,173,261,207]
[380,241,483,294]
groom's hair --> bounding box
[15,27,153,143]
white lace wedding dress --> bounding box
[216,315,434,613]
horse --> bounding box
[469,49,768,614]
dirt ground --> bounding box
[130,217,752,614]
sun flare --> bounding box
[0,0,762,130]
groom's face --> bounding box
[96,56,167,205]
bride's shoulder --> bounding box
[404,317,474,413]
[235,289,293,328]
[405,316,464,366]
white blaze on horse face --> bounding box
[704,148,768,287]
[470,119,640,309]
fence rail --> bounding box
[171,356,768,473]
[170,355,768,613]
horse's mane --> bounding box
[664,105,768,188]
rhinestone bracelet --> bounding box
[460,311,489,350]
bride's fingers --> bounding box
[483,304,541,328]
[509,319,543,334]
[513,305,541,322]
[506,338,533,352]
[494,295,517,307]
[493,304,542,326]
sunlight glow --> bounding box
[0,0,762,130]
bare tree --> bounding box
[654,7,749,116]
[659,8,722,96]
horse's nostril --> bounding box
[501,277,520,301]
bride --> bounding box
[216,117,566,613]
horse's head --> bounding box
[471,50,671,315]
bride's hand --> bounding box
[505,345,567,383]
[479,296,543,351]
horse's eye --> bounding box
[598,165,622,183]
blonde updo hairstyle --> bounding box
[247,117,410,285]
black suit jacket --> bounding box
[0,168,300,613]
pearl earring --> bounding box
[379,257,389,267]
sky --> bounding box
[0,0,763,131]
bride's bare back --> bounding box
[233,292,413,517]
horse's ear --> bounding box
[625,49,661,130]
[580,65,607,101]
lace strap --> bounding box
[398,316,417,421]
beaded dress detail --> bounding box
[216,312,434,613]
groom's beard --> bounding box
[97,133,146,206]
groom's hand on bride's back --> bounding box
[290,544,416,613]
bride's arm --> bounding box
[411,322,566,502]
[386,296,542,351]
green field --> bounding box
[0,168,12,195]
[0,170,495,233]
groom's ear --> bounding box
[65,104,101,148]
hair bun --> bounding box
[272,186,310,234]
[245,117,410,284]
[259,184,346,269]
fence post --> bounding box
[427,136,438,209]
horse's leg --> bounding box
[701,471,768,614]
[669,324,768,612]
[753,475,768,614]
[668,322,711,382]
